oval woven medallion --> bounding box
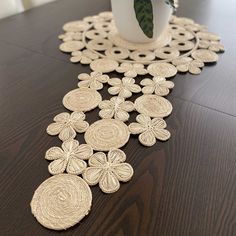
[84,119,130,151]
[135,95,173,118]
[147,62,178,77]
[63,88,102,112]
[30,174,92,230]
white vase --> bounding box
[111,0,172,43]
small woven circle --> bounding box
[169,40,194,51]
[105,47,130,59]
[196,31,220,41]
[147,62,177,77]
[87,38,112,51]
[94,22,112,31]
[172,29,194,42]
[170,24,186,32]
[30,174,92,230]
[63,88,102,112]
[85,30,107,40]
[135,94,172,118]
[84,119,130,151]
[63,21,90,32]
[155,47,180,59]
[130,50,156,62]
[90,59,119,73]
[59,41,84,53]
[191,49,219,63]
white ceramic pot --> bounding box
[111,0,172,43]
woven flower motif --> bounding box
[172,57,204,75]
[58,32,83,42]
[129,114,170,146]
[140,77,174,96]
[98,97,135,122]
[46,112,89,141]
[82,149,134,193]
[108,77,141,98]
[70,49,99,64]
[116,63,148,78]
[198,40,225,53]
[45,139,93,175]
[78,72,109,90]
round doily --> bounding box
[135,95,173,118]
[63,88,102,112]
[31,174,92,230]
[84,119,130,151]
[59,13,224,74]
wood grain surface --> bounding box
[0,0,236,235]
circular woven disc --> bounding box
[31,174,92,230]
[84,119,130,151]
[135,94,173,118]
[191,49,219,63]
[63,88,102,112]
[147,62,177,77]
[90,59,119,73]
[59,41,84,53]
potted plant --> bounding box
[111,0,178,43]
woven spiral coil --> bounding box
[84,119,130,151]
[31,174,92,230]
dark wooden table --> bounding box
[0,0,236,235]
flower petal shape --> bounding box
[48,159,67,175]
[140,78,153,86]
[108,78,121,86]
[99,100,113,109]
[46,123,64,135]
[153,127,171,141]
[108,86,121,95]
[129,123,146,134]
[99,108,115,119]
[139,130,156,146]
[113,163,134,182]
[78,80,91,88]
[90,80,103,90]
[120,101,135,112]
[72,120,89,133]
[119,88,132,98]
[88,152,107,167]
[45,147,64,160]
[142,86,155,94]
[124,70,137,78]
[74,144,93,160]
[62,139,80,153]
[66,158,87,175]
[78,73,90,81]
[83,167,104,185]
[114,109,129,122]
[107,149,126,164]
[53,112,70,123]
[151,118,167,129]
[59,126,77,141]
[70,111,85,121]
[128,84,142,93]
[136,114,151,125]
[99,170,120,193]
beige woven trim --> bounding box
[31,174,92,230]
[84,119,130,151]
[62,88,102,112]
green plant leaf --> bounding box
[165,0,178,9]
[134,0,154,38]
